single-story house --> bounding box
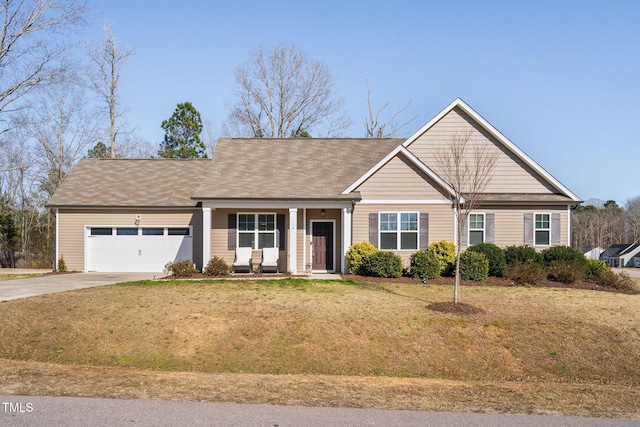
[583,246,604,260]
[47,98,581,273]
[600,244,640,268]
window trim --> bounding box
[237,212,277,250]
[468,212,486,245]
[534,212,551,247]
[378,211,419,251]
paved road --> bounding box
[613,268,640,279]
[0,272,156,301]
[1,395,639,427]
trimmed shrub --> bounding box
[586,259,609,280]
[467,243,506,277]
[346,242,378,275]
[428,240,456,275]
[459,250,489,281]
[541,245,587,267]
[360,251,403,278]
[504,245,543,266]
[409,250,442,279]
[57,256,67,273]
[504,261,546,286]
[547,260,587,284]
[204,256,229,276]
[595,270,636,292]
[165,259,197,278]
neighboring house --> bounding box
[47,98,582,273]
[600,244,640,268]
[584,246,604,260]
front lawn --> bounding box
[0,279,638,416]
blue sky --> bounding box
[90,1,639,205]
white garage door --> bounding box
[86,226,193,272]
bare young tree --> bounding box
[434,131,498,303]
[364,76,417,138]
[0,0,87,133]
[87,21,135,158]
[227,44,351,138]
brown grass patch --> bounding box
[0,278,639,416]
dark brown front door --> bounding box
[312,222,333,271]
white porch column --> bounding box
[202,207,211,272]
[289,208,298,274]
[55,208,59,270]
[342,206,353,274]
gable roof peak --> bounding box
[401,98,581,203]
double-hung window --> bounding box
[534,213,550,246]
[468,213,485,245]
[379,212,418,250]
[238,213,276,249]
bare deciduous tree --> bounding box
[624,196,640,244]
[227,44,351,138]
[364,76,417,138]
[571,201,626,250]
[434,131,498,303]
[87,21,135,158]
[26,84,99,197]
[0,0,87,132]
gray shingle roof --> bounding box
[47,139,403,207]
[47,158,212,207]
[193,138,403,200]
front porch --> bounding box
[201,203,354,275]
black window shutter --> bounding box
[419,213,429,250]
[486,213,495,243]
[277,214,286,249]
[369,213,378,248]
[228,214,236,250]
[551,213,561,245]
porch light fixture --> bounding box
[135,214,141,225]
[321,209,326,217]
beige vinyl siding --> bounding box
[352,203,454,264]
[463,205,569,249]
[355,154,447,200]
[407,107,557,194]
[57,209,201,272]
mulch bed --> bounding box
[341,274,638,294]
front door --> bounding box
[312,221,334,272]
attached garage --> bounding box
[85,226,193,272]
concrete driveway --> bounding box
[0,272,157,302]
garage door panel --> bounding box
[86,227,193,272]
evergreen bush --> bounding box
[360,251,403,278]
[428,241,456,274]
[459,250,489,281]
[504,245,543,265]
[57,256,67,273]
[409,250,442,279]
[346,242,378,274]
[467,243,506,276]
[541,245,587,267]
